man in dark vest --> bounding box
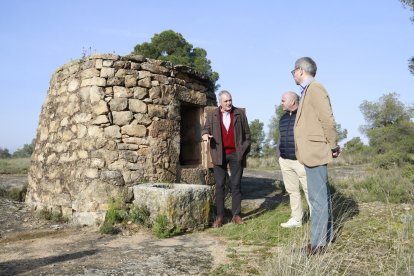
[278,91,310,228]
[202,90,251,228]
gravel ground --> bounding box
[0,170,282,275]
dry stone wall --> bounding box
[26,53,216,225]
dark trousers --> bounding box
[213,153,243,218]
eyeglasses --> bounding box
[291,67,300,76]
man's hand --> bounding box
[332,145,341,158]
[202,134,213,142]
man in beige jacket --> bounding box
[292,57,341,255]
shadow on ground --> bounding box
[0,250,99,275]
[330,185,360,242]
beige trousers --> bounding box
[279,157,310,220]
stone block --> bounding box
[132,87,148,99]
[81,68,100,79]
[100,67,115,78]
[121,124,146,137]
[93,100,109,115]
[107,77,124,86]
[129,99,147,113]
[133,183,212,231]
[112,111,133,125]
[147,105,166,119]
[113,86,132,98]
[125,75,137,87]
[109,98,128,111]
[81,77,106,87]
[72,211,105,226]
[138,77,151,88]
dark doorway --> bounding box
[180,104,202,166]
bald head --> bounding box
[281,91,299,112]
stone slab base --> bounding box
[133,183,213,231]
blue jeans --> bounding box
[305,165,333,247]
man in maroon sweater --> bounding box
[202,90,251,227]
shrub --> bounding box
[152,214,181,238]
[129,205,151,227]
[99,198,155,235]
[99,221,120,235]
[373,151,407,169]
[0,186,27,202]
[36,208,68,223]
[99,197,127,234]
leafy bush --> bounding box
[152,214,181,239]
[99,197,127,234]
[99,198,181,237]
[129,205,151,227]
[36,208,68,223]
[373,151,407,169]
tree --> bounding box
[261,138,276,157]
[268,103,347,145]
[400,0,414,75]
[336,123,348,143]
[360,92,414,131]
[249,119,265,157]
[401,0,414,22]
[359,92,414,155]
[344,137,368,153]
[132,30,219,82]
[0,147,11,159]
[12,139,35,158]
[267,104,285,146]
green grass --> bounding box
[333,165,414,204]
[209,201,414,275]
[209,203,299,246]
[247,157,279,170]
[208,204,310,275]
[209,158,414,275]
[0,158,31,174]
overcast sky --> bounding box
[1,0,413,152]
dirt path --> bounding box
[0,169,282,275]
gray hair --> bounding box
[295,57,317,77]
[218,90,232,99]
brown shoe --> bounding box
[302,244,327,256]
[212,217,223,228]
[232,215,244,225]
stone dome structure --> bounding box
[26,53,217,225]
